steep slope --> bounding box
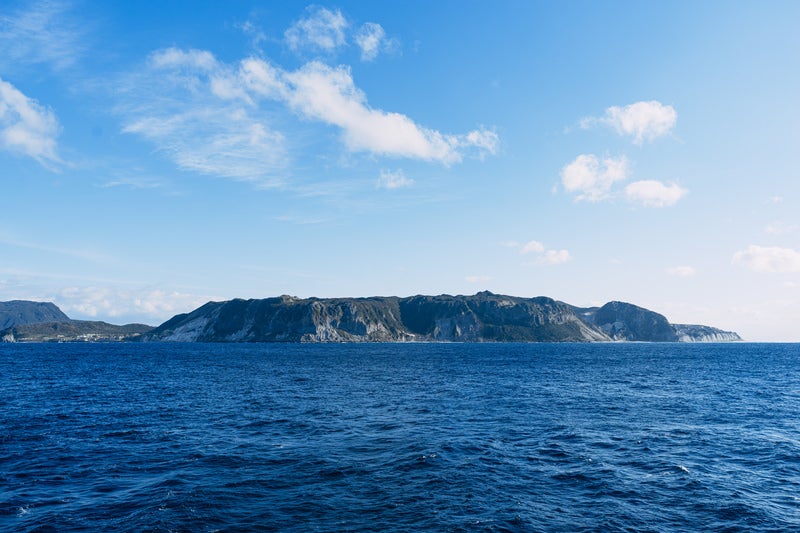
[0,300,70,329]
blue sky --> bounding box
[1,1,799,340]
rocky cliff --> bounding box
[139,292,740,343]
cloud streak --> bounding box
[0,0,85,72]
[118,48,288,187]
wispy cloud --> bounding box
[100,176,165,190]
[765,221,797,235]
[285,6,348,54]
[0,77,62,168]
[733,245,800,273]
[666,265,696,277]
[520,240,545,255]
[581,100,677,144]
[377,169,414,189]
[118,48,288,187]
[624,180,687,207]
[536,249,571,265]
[0,230,108,264]
[560,154,628,202]
[0,0,85,72]
[355,22,398,61]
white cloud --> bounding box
[120,48,498,184]
[511,240,570,266]
[537,249,571,265]
[0,77,61,168]
[583,100,677,144]
[733,245,800,273]
[0,272,212,326]
[377,169,414,189]
[0,0,84,71]
[666,266,696,277]
[520,240,545,255]
[355,22,384,61]
[285,6,348,53]
[466,128,500,158]
[624,180,687,207]
[560,154,628,202]
[354,22,398,61]
[57,286,208,323]
[465,275,491,283]
[239,58,287,100]
[282,61,495,163]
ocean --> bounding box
[1,342,799,532]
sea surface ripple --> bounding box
[1,342,799,532]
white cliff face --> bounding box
[677,332,742,342]
[673,325,741,342]
[160,316,210,342]
[576,319,612,342]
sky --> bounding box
[1,1,799,341]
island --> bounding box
[139,292,740,343]
[1,293,741,343]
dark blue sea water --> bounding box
[1,343,799,532]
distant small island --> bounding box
[0,293,741,343]
[0,300,153,343]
